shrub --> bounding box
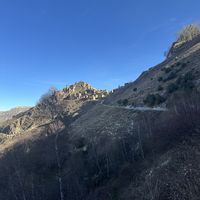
[76,137,85,148]
[171,64,175,68]
[181,81,194,90]
[133,88,137,92]
[155,94,166,104]
[164,67,172,74]
[36,86,57,105]
[162,72,176,83]
[175,56,178,60]
[143,93,166,106]
[158,85,163,91]
[167,72,176,80]
[143,94,156,106]
[180,71,194,90]
[158,77,163,82]
[175,71,194,91]
[175,68,182,74]
[176,75,182,85]
[176,62,181,66]
[181,63,187,68]
[123,99,128,105]
[167,83,179,93]
[183,71,193,81]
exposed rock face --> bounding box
[166,25,200,59]
[177,24,200,43]
[61,81,109,100]
[0,106,32,124]
[0,81,110,136]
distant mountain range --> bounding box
[0,106,32,124]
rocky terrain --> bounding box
[0,106,32,124]
[0,24,200,200]
[1,25,200,145]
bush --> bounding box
[133,88,137,92]
[181,63,187,68]
[158,77,163,82]
[143,94,156,106]
[36,86,57,105]
[155,94,166,104]
[181,81,194,90]
[175,68,182,74]
[176,62,181,66]
[180,71,194,90]
[175,57,178,60]
[167,83,179,93]
[171,64,175,68]
[143,93,166,106]
[162,72,176,83]
[167,71,176,80]
[76,137,85,148]
[176,71,194,91]
[122,99,128,105]
[176,75,182,85]
[157,85,163,91]
[183,71,193,81]
[164,67,172,74]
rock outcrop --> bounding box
[56,81,110,101]
[177,24,200,43]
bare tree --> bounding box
[193,19,200,28]
[49,86,58,95]
[36,86,58,105]
[47,102,65,200]
[175,20,200,42]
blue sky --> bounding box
[0,0,200,111]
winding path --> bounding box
[100,100,167,111]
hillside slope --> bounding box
[0,25,200,200]
[104,33,200,106]
[0,106,32,124]
[1,33,200,146]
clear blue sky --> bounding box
[0,0,200,111]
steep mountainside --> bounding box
[1,33,200,145]
[104,33,200,106]
[0,25,200,200]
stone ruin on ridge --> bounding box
[54,81,111,101]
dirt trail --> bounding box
[100,100,167,111]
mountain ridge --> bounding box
[0,106,32,124]
[1,33,200,140]
[1,24,200,200]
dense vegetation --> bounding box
[143,93,166,106]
